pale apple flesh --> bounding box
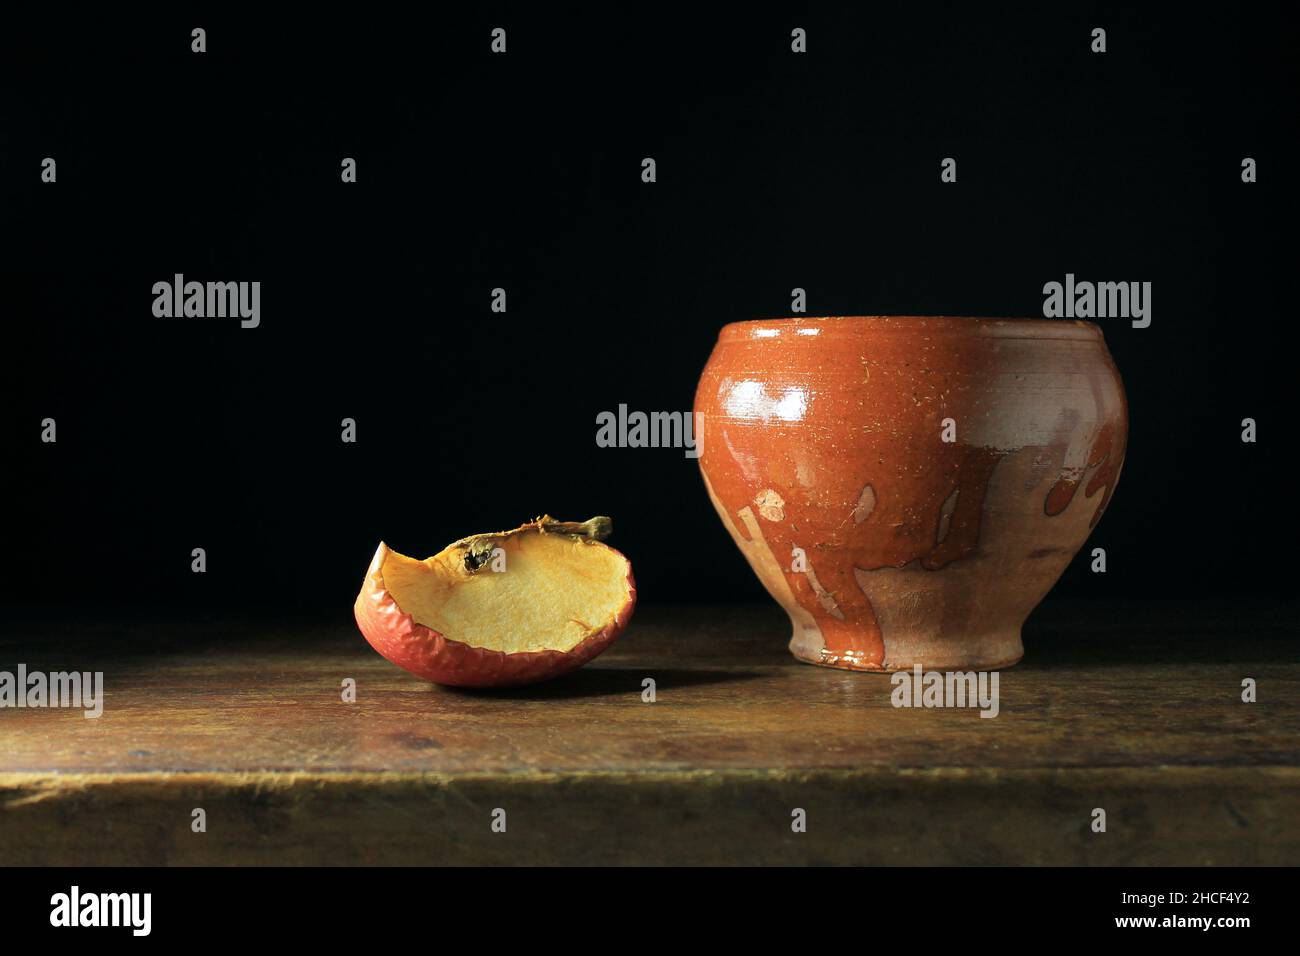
[354,516,636,687]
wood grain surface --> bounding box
[1,601,1296,865]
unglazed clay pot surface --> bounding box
[694,316,1127,672]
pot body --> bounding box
[694,316,1127,672]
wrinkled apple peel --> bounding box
[354,516,636,687]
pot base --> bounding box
[789,630,1024,674]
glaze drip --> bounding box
[1044,421,1126,528]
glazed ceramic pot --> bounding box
[694,316,1126,672]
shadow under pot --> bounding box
[693,315,1127,673]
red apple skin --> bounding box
[353,543,637,688]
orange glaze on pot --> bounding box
[695,316,1128,672]
[1044,419,1127,528]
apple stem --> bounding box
[538,515,613,541]
[461,516,613,573]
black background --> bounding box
[2,5,1296,616]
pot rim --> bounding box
[718,315,1104,342]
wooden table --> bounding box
[1,601,1295,865]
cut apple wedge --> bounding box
[354,516,636,687]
